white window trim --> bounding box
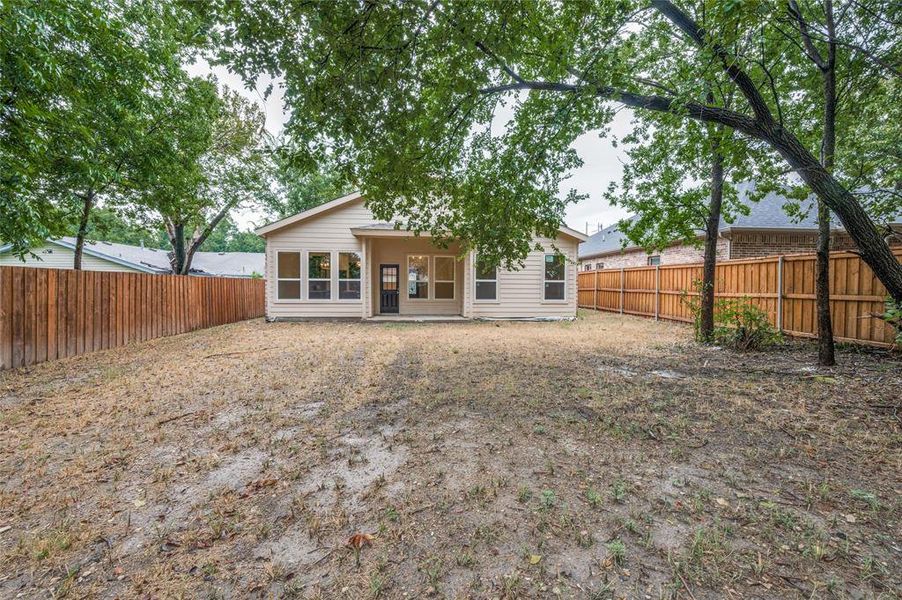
[306,250,333,302]
[274,251,302,303]
[473,259,499,303]
[542,253,567,303]
[337,251,363,303]
[433,255,457,300]
[406,254,430,300]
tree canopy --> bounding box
[211,0,902,298]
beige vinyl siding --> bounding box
[369,237,464,316]
[264,198,373,319]
[469,235,579,318]
[0,243,142,273]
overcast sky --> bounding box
[187,59,633,236]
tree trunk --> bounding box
[815,201,834,365]
[73,191,95,270]
[815,0,837,367]
[700,128,725,343]
[166,221,187,275]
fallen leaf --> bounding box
[844,513,857,523]
[133,499,146,508]
[715,497,729,507]
[346,533,374,550]
[529,554,542,565]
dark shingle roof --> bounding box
[579,182,836,259]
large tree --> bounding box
[211,0,902,299]
[137,86,274,274]
[0,0,207,264]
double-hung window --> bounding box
[543,254,566,301]
[474,260,498,301]
[277,252,301,300]
[408,255,429,299]
[434,256,456,299]
[308,252,331,299]
[338,252,361,299]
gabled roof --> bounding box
[256,191,588,242]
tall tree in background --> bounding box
[138,86,274,274]
[269,149,352,219]
[0,0,208,265]
[212,0,902,299]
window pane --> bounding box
[278,280,301,299]
[309,252,331,279]
[544,281,565,300]
[434,256,455,281]
[277,252,300,278]
[475,281,496,300]
[647,255,661,266]
[544,254,565,281]
[339,252,361,279]
[408,281,428,298]
[435,281,454,299]
[408,255,428,298]
[308,280,331,300]
[339,280,361,299]
[475,261,497,281]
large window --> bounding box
[544,254,566,301]
[434,256,456,299]
[474,260,497,301]
[308,252,331,299]
[339,252,361,300]
[408,255,429,298]
[277,252,301,299]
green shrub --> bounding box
[711,297,782,351]
[882,298,902,347]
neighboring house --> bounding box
[0,237,264,277]
[255,191,588,320]
[579,182,902,270]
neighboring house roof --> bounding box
[256,191,588,242]
[0,237,264,277]
[579,182,899,260]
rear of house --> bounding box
[256,192,587,320]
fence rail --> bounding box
[1,266,265,369]
[577,249,901,348]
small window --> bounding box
[434,256,456,299]
[308,252,331,299]
[339,252,361,300]
[544,254,566,301]
[595,262,604,270]
[647,255,661,266]
[474,260,497,301]
[584,263,592,272]
[277,252,301,299]
[408,255,429,299]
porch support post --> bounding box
[363,238,373,318]
[462,252,473,318]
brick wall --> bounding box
[727,231,859,259]
[580,237,729,270]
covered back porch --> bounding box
[353,226,471,318]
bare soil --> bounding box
[0,311,899,599]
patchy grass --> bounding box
[0,310,900,598]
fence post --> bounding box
[592,270,598,311]
[654,265,660,321]
[776,256,784,333]
[619,268,625,315]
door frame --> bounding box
[379,263,400,314]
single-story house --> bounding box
[255,192,588,320]
[579,182,902,270]
[0,237,264,277]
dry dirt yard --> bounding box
[0,311,899,599]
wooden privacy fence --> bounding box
[578,249,902,348]
[0,266,265,369]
